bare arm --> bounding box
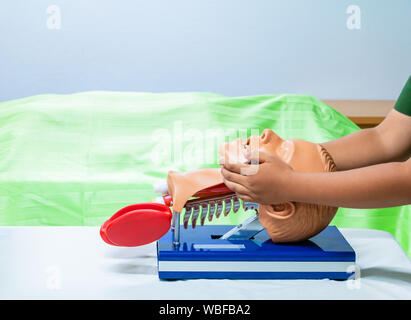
[323,109,411,170]
[221,152,411,209]
[289,109,411,208]
[220,109,411,209]
[290,158,411,208]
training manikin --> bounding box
[167,129,338,243]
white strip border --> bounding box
[158,260,353,273]
[193,244,245,250]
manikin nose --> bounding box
[260,129,275,143]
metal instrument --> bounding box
[170,192,261,247]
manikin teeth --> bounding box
[208,202,217,222]
[233,197,241,213]
[191,205,200,228]
[182,194,254,229]
[183,206,192,229]
[224,199,232,216]
[215,200,224,218]
[200,203,208,226]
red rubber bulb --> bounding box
[100,203,172,247]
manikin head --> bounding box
[221,129,338,243]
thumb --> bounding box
[243,149,271,164]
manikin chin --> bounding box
[167,129,338,243]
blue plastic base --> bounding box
[157,225,356,280]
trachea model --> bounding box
[100,167,258,247]
[100,129,338,247]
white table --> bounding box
[0,227,410,300]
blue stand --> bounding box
[157,225,356,280]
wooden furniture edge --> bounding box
[322,100,396,128]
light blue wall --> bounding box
[0,0,410,101]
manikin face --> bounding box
[221,129,327,173]
[221,129,337,243]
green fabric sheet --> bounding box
[0,92,409,257]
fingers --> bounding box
[220,155,264,176]
[219,157,248,174]
[236,193,254,202]
[222,179,249,195]
[244,150,270,164]
[221,167,248,186]
[221,179,255,202]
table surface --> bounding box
[1,226,410,300]
[321,100,395,117]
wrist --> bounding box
[288,171,328,204]
[283,168,300,202]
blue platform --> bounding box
[157,225,356,280]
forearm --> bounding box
[289,159,411,209]
[323,109,411,170]
[322,127,387,170]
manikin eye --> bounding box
[240,138,250,150]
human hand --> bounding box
[219,149,295,204]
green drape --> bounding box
[0,92,409,257]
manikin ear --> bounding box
[267,202,296,219]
